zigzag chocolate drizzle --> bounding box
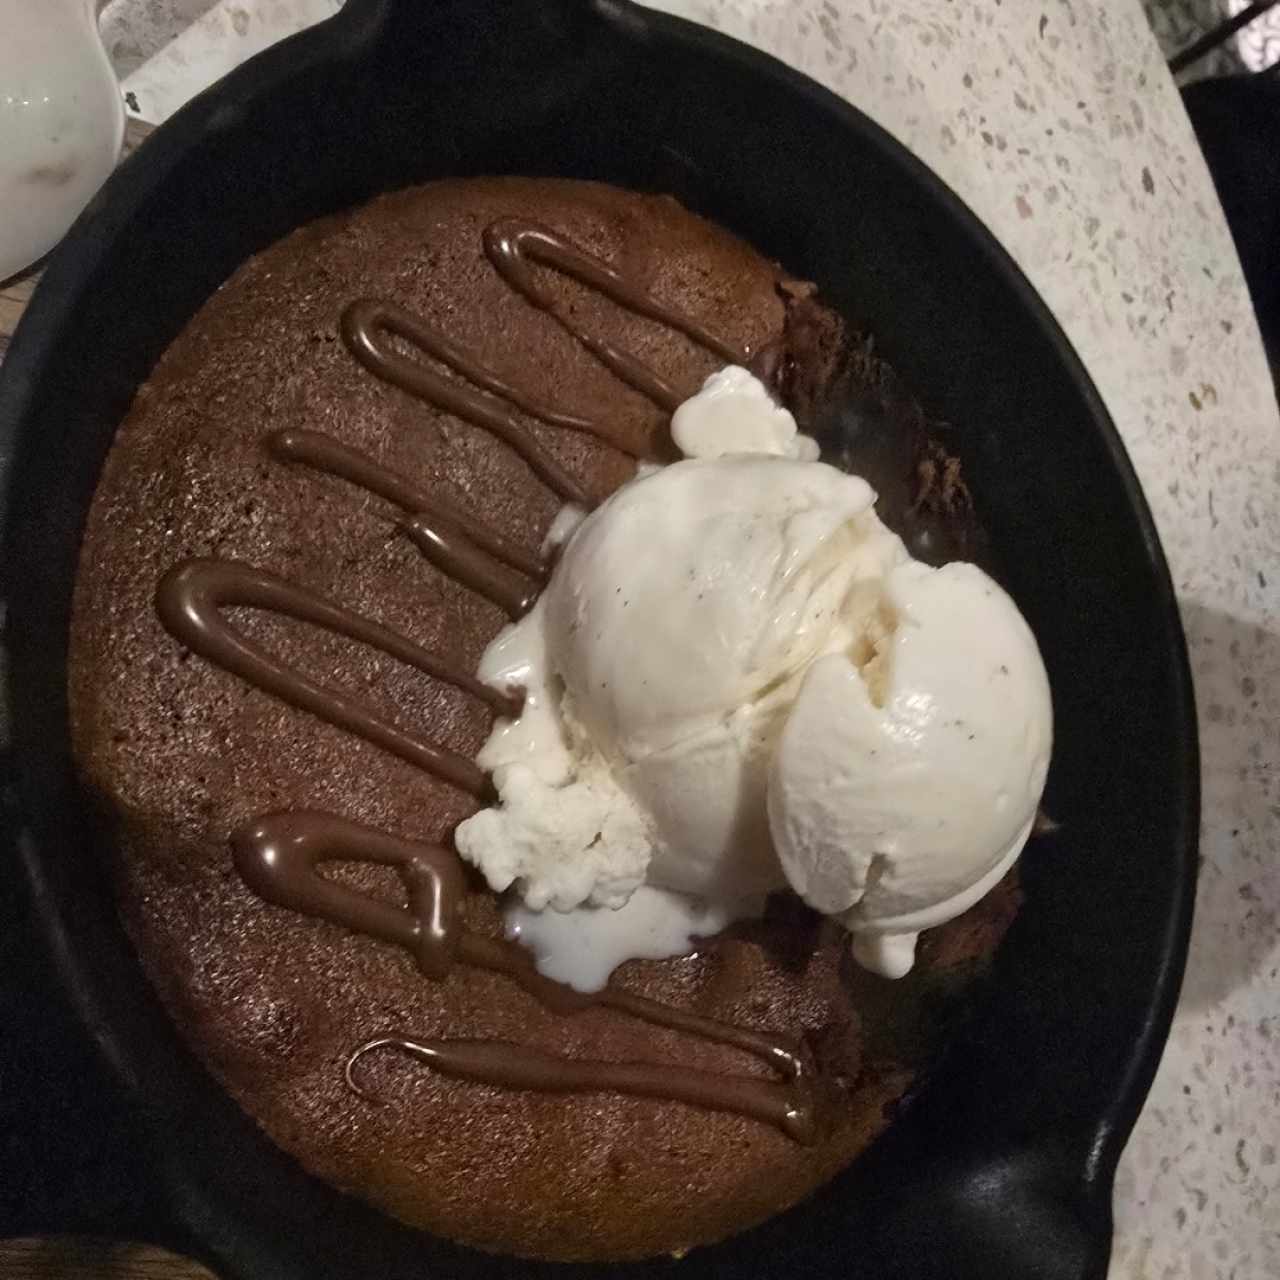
[232,811,819,1143]
[340,298,591,506]
[155,559,514,798]
[157,219,824,1142]
[267,429,543,620]
[482,218,744,411]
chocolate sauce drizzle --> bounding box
[158,218,825,1142]
[232,812,817,1143]
[340,219,745,501]
[341,299,590,506]
[347,1039,813,1142]
[482,218,744,412]
[155,559,516,798]
[267,429,543,620]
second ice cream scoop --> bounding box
[768,558,1053,977]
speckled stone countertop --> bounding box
[646,1,1279,1275]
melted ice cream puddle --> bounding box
[505,887,764,993]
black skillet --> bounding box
[0,1,1198,1276]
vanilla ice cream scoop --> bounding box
[767,559,1053,977]
[461,452,905,904]
[455,365,1053,988]
[543,455,897,764]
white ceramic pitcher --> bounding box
[0,0,124,281]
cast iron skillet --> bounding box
[0,1,1197,1276]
